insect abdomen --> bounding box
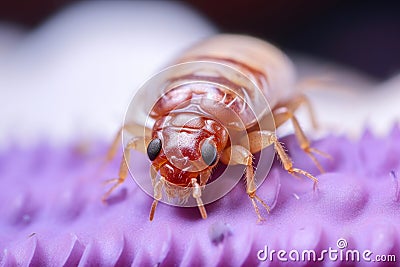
[174,34,297,109]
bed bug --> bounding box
[102,34,328,222]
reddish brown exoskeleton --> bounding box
[102,35,328,222]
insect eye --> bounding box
[201,140,218,166]
[147,138,162,161]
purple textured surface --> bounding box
[0,127,399,266]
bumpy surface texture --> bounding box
[0,128,399,266]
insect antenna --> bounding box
[149,177,165,221]
[191,178,207,219]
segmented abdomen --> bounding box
[150,34,297,129]
[174,34,297,109]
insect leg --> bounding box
[273,101,331,173]
[149,177,165,221]
[191,178,208,219]
[241,131,318,189]
[103,123,152,166]
[274,94,318,130]
[102,136,150,202]
[220,145,270,222]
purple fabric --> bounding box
[0,127,399,266]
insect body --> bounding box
[103,35,327,222]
